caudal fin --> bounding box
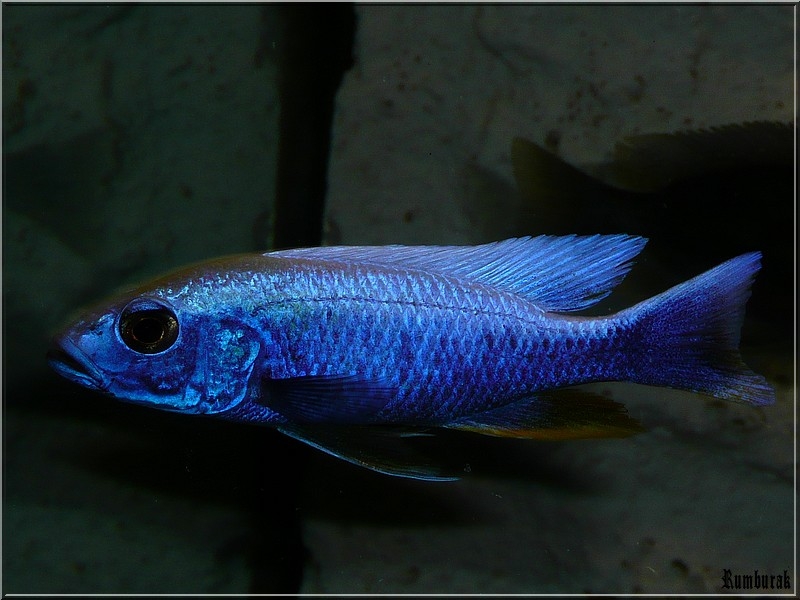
[626,253,775,406]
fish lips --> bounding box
[47,338,109,392]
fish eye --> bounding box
[119,300,179,354]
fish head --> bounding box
[48,282,262,416]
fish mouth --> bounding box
[47,339,108,391]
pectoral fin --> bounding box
[260,374,396,424]
[447,389,644,440]
[276,422,462,481]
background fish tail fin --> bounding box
[627,252,775,406]
[510,137,647,235]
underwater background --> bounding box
[2,4,795,594]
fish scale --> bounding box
[255,261,620,422]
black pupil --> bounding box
[120,305,179,354]
[131,315,166,344]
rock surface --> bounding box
[323,5,792,246]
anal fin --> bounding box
[447,388,644,440]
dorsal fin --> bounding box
[269,235,647,312]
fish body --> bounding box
[48,235,774,480]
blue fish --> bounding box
[48,235,774,480]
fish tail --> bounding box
[624,252,774,406]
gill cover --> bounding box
[183,317,261,413]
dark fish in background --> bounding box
[461,122,794,348]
